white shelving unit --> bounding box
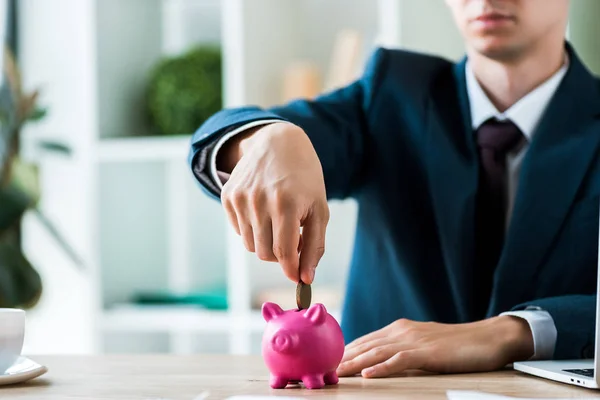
[16,0,600,357]
[17,0,379,356]
[97,135,192,163]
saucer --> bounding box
[0,356,47,386]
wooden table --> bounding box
[3,355,600,399]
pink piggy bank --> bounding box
[261,302,345,389]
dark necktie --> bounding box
[473,118,523,318]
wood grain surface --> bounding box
[2,355,600,399]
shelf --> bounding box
[101,304,341,333]
[102,305,247,333]
[97,135,192,163]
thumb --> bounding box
[299,205,329,284]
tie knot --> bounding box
[476,119,523,154]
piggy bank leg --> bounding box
[324,370,339,385]
[302,374,325,389]
[269,374,289,389]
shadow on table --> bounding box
[1,378,52,389]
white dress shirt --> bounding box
[466,57,568,360]
[207,56,570,360]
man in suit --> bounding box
[189,0,600,379]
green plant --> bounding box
[0,46,82,309]
[146,45,222,136]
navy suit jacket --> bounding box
[189,42,600,360]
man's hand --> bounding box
[219,122,329,284]
[336,316,534,378]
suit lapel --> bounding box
[426,59,479,322]
[488,44,600,314]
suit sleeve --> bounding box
[187,47,389,201]
[512,295,596,360]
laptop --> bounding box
[512,205,600,389]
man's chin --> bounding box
[470,39,523,62]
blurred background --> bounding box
[1,0,599,357]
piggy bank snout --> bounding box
[270,330,297,354]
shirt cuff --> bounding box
[500,309,557,360]
[209,119,286,190]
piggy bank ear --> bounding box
[304,303,327,325]
[262,302,284,322]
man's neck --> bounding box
[467,42,566,112]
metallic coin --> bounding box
[296,280,312,310]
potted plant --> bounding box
[0,46,82,309]
[146,45,222,136]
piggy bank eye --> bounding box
[270,330,296,354]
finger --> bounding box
[299,206,328,284]
[254,217,276,262]
[344,327,391,355]
[341,337,389,363]
[336,344,398,377]
[272,214,301,282]
[222,192,240,236]
[297,234,303,254]
[237,217,255,252]
[362,350,424,378]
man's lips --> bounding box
[471,12,515,28]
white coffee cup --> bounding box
[0,309,25,374]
